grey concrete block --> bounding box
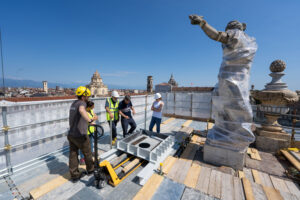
[69,187,103,200]
[203,144,245,170]
[0,189,14,200]
[256,136,290,152]
[181,187,218,200]
[151,178,185,200]
[256,129,291,140]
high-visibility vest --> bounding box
[87,109,95,135]
[106,98,119,121]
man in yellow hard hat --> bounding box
[68,86,94,182]
[105,90,120,144]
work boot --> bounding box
[71,172,86,183]
[112,137,117,145]
[79,158,85,165]
[87,170,94,176]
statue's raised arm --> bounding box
[189,15,229,44]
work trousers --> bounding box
[79,134,94,159]
[108,120,118,139]
[121,117,137,138]
[149,116,162,133]
[68,135,94,179]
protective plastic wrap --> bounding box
[206,29,257,151]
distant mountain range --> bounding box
[0,78,144,90]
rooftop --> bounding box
[0,93,299,200]
[0,117,299,200]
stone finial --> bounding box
[265,59,287,91]
[270,60,286,73]
[253,59,298,106]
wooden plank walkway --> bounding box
[159,156,177,175]
[27,117,300,200]
[29,166,86,199]
[138,163,300,200]
[161,118,175,125]
[152,117,175,132]
[184,163,201,188]
[195,166,212,194]
[149,137,300,200]
[133,174,164,200]
[249,167,300,198]
[181,120,193,128]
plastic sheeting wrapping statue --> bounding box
[189,15,257,152]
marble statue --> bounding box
[189,15,258,153]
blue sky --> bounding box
[0,0,300,90]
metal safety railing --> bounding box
[0,94,154,177]
[0,102,152,135]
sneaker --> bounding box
[79,158,85,165]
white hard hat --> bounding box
[111,91,119,98]
[154,93,161,99]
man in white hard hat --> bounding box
[149,93,164,133]
[105,91,120,144]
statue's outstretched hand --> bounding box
[189,15,204,25]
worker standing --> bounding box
[119,95,137,138]
[149,93,164,133]
[105,91,120,144]
[79,101,98,165]
[68,86,94,182]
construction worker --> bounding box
[68,86,94,182]
[79,101,98,165]
[149,93,164,133]
[105,90,120,144]
[119,95,136,138]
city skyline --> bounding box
[1,0,300,90]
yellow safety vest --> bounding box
[87,109,95,135]
[106,98,119,121]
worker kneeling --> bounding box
[119,95,136,138]
[68,86,94,182]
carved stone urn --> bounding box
[252,60,298,152]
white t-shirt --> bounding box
[152,101,164,119]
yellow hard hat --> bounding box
[76,86,91,97]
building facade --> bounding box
[147,76,153,93]
[42,81,48,94]
[155,74,178,93]
[155,83,172,93]
[88,70,108,97]
[168,74,178,87]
